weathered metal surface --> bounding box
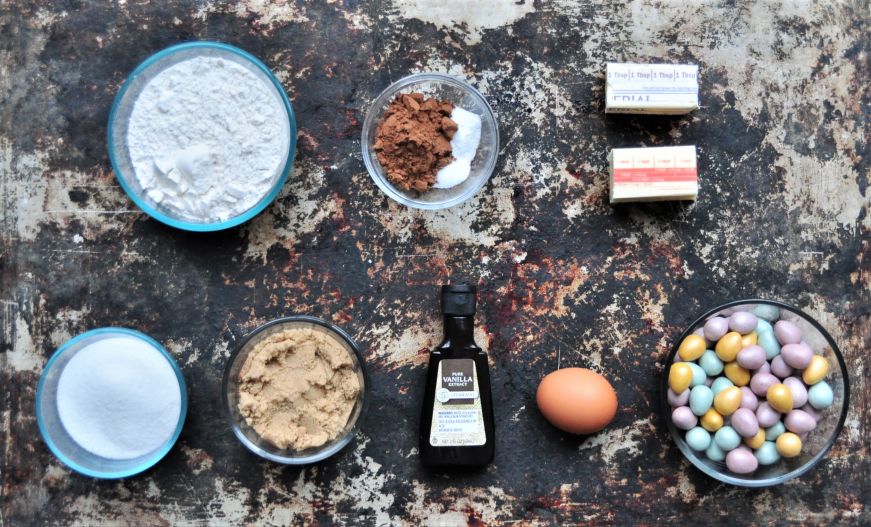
[2,0,869,525]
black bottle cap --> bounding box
[441,284,476,316]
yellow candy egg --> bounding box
[802,355,829,385]
[776,432,803,458]
[700,408,724,432]
[741,331,758,347]
[713,386,743,416]
[767,383,794,413]
[678,334,707,361]
[745,429,766,449]
[715,332,743,362]
[668,363,693,393]
[724,362,751,387]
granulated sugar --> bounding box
[126,55,290,222]
[56,336,182,460]
[434,106,481,189]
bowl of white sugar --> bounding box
[36,328,187,478]
[108,42,296,231]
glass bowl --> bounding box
[361,73,499,209]
[222,316,369,464]
[107,41,297,231]
[36,328,188,479]
[663,299,850,487]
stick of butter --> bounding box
[609,145,698,203]
[606,63,699,115]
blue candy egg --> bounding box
[714,426,741,451]
[758,330,781,360]
[765,422,786,441]
[687,362,707,387]
[686,427,712,451]
[699,350,724,376]
[689,385,714,416]
[752,305,780,322]
[808,381,834,409]
[755,441,781,465]
[705,442,727,462]
[711,377,735,396]
[755,318,773,334]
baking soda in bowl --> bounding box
[56,335,182,460]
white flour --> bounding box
[126,56,290,222]
[56,336,182,460]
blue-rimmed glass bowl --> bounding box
[36,328,188,479]
[663,299,849,487]
[108,41,296,231]
[223,316,369,464]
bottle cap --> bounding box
[441,284,476,316]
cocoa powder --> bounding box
[373,93,457,192]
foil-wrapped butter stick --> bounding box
[606,63,699,115]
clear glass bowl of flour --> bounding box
[361,73,500,209]
[223,316,370,464]
[36,328,188,479]
[108,42,297,231]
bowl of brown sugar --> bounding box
[362,73,500,209]
[223,316,368,464]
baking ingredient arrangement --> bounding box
[34,39,848,490]
[668,307,836,474]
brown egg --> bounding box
[536,368,618,434]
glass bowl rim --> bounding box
[662,298,851,487]
[107,40,298,232]
[36,327,189,479]
[222,315,370,464]
[360,72,500,210]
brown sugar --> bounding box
[373,93,457,192]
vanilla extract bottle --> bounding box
[419,284,495,469]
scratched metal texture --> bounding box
[1,0,869,525]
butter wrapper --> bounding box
[609,145,698,203]
[606,63,699,115]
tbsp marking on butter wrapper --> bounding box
[606,63,699,115]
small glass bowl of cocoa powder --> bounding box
[361,73,499,209]
[223,316,369,464]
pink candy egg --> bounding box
[750,372,779,397]
[668,388,690,406]
[704,317,729,341]
[783,377,809,408]
[785,409,817,434]
[726,446,758,474]
[737,345,766,370]
[732,408,760,438]
[672,406,697,430]
[729,311,759,335]
[774,320,802,345]
[781,342,813,369]
[739,387,759,411]
[756,402,781,427]
[770,355,794,378]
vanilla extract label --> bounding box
[430,359,486,446]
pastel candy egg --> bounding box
[756,402,782,428]
[700,408,724,432]
[755,318,773,334]
[724,362,751,387]
[736,345,766,370]
[672,406,698,430]
[689,385,714,416]
[774,320,802,345]
[802,355,829,385]
[755,441,781,465]
[699,350,724,376]
[752,304,780,322]
[704,377,713,387]
[678,334,707,361]
[745,428,766,449]
[776,432,803,457]
[758,331,781,360]
[686,427,712,451]
[703,316,729,341]
[711,377,735,396]
[714,426,742,451]
[729,311,759,334]
[808,381,834,409]
[714,386,743,416]
[781,342,813,369]
[740,332,758,348]
[692,327,708,341]
[668,362,694,393]
[750,372,779,397]
[731,408,759,438]
[785,409,817,434]
[755,361,771,374]
[739,387,758,411]
[705,442,727,462]
[687,362,707,387]
[770,355,794,379]
[783,376,808,407]
[767,383,794,413]
[667,388,690,406]
[765,422,786,441]
[799,404,824,422]
[726,446,758,474]
[715,332,743,362]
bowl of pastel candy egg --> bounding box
[663,300,850,487]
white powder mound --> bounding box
[56,336,182,460]
[434,106,482,189]
[126,56,290,222]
